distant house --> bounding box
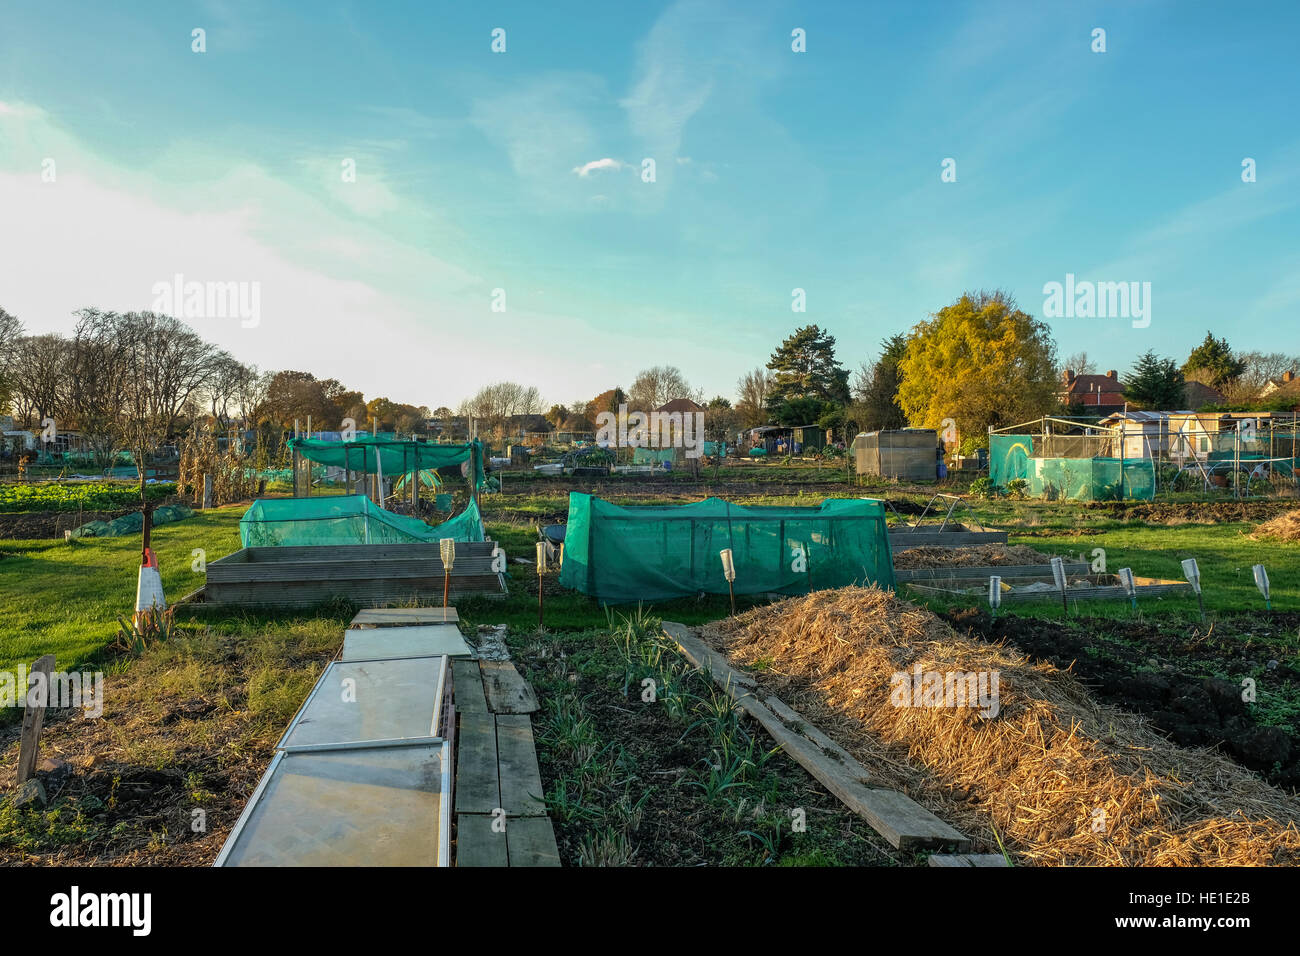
[1098,410,1296,462]
[653,397,705,416]
[1182,380,1227,410]
[1059,369,1125,407]
[1259,371,1297,399]
[425,415,470,440]
[553,414,596,444]
[504,413,551,439]
[1096,410,1187,459]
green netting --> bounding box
[239,495,483,547]
[286,437,486,488]
[989,435,1032,486]
[70,504,195,539]
[392,469,445,494]
[993,435,1154,500]
[632,447,676,465]
[558,493,895,603]
[1027,457,1155,501]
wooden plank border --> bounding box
[662,622,970,852]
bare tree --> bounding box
[1060,351,1097,376]
[458,381,544,436]
[204,352,247,426]
[0,307,24,409]
[233,365,271,425]
[734,367,774,428]
[9,334,71,431]
[106,312,224,528]
[628,365,697,411]
[69,311,133,468]
[1221,351,1300,402]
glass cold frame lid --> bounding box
[218,742,449,866]
[341,624,473,662]
[278,656,448,748]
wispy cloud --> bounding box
[573,157,626,177]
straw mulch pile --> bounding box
[892,544,1053,570]
[703,587,1300,866]
[1251,510,1300,543]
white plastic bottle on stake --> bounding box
[1253,564,1270,611]
[1181,558,1205,621]
[720,548,737,615]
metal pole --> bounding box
[1119,422,1126,500]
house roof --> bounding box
[1181,380,1226,409]
[1098,410,1195,424]
[1062,373,1124,396]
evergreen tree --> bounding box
[766,325,850,407]
[860,333,908,430]
[1125,351,1185,408]
[1183,331,1246,388]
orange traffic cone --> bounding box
[134,547,166,626]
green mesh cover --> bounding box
[632,447,676,465]
[239,495,483,547]
[286,437,486,488]
[558,493,895,603]
[989,435,1033,486]
[1026,457,1155,501]
[70,504,194,539]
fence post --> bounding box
[1119,422,1126,500]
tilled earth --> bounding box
[945,609,1300,790]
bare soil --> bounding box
[945,609,1300,790]
[0,509,137,540]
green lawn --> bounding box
[4,490,1298,677]
[0,506,244,674]
[1000,523,1289,617]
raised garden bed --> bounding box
[888,523,1008,551]
[904,568,1193,605]
[204,541,507,607]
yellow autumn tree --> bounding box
[897,291,1058,442]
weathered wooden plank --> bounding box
[480,661,539,715]
[999,581,1193,605]
[454,713,501,815]
[455,813,509,867]
[928,853,1010,867]
[889,531,1008,551]
[351,607,459,627]
[495,715,546,818]
[207,565,501,585]
[17,655,55,785]
[507,815,561,867]
[228,542,499,564]
[895,563,1088,584]
[663,622,970,852]
[204,575,505,608]
[452,659,489,715]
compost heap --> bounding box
[892,544,1053,570]
[703,586,1300,866]
[1252,510,1300,543]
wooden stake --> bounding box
[17,655,55,785]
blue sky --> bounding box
[1,0,1297,411]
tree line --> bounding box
[4,296,1292,473]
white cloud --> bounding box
[572,157,625,177]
